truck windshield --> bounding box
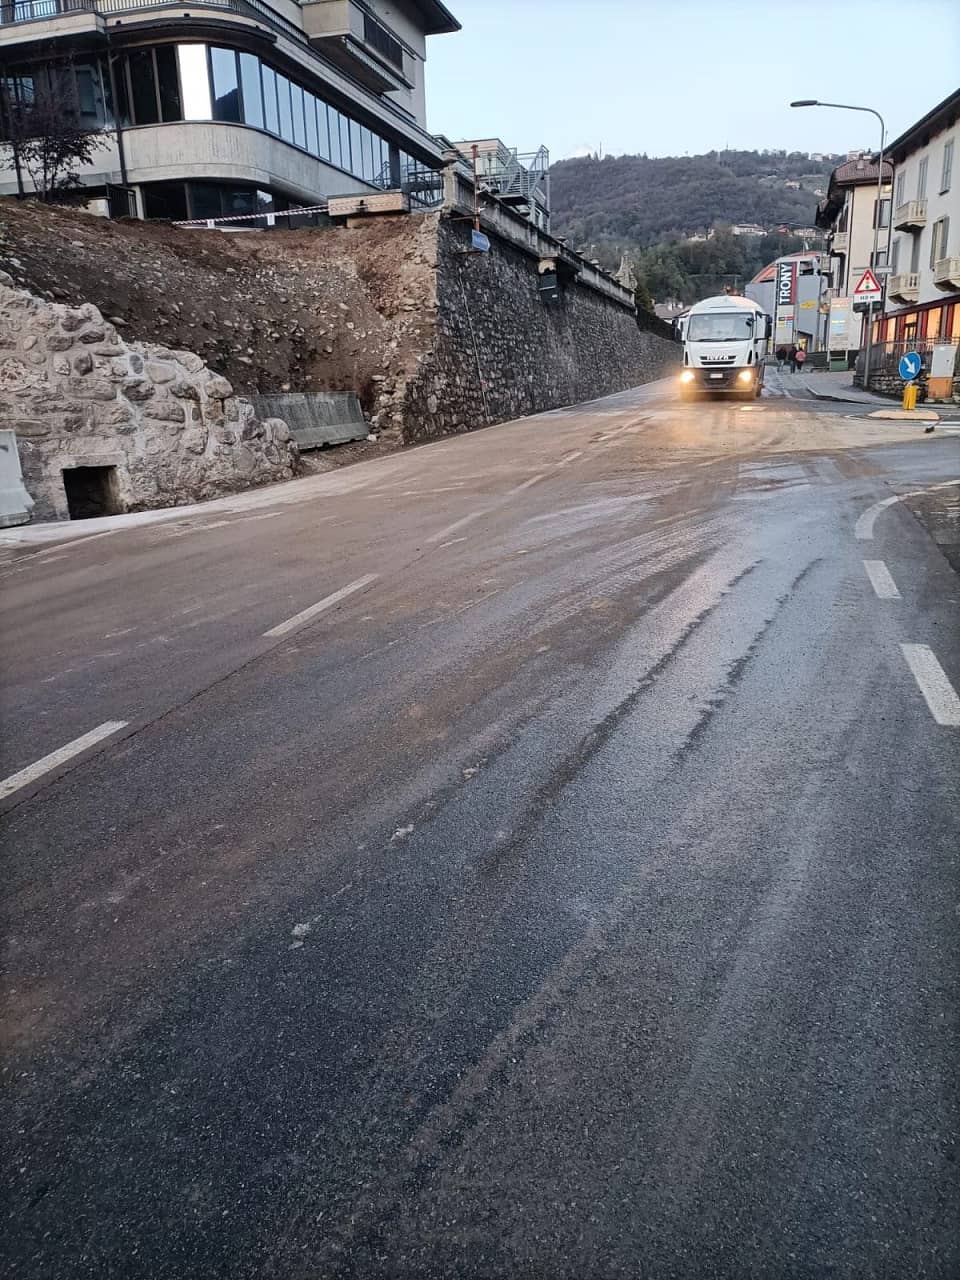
[687,313,755,341]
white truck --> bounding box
[676,294,773,400]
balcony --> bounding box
[893,199,927,231]
[300,0,410,93]
[888,272,920,302]
[831,231,849,253]
[934,256,960,290]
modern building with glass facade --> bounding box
[0,0,459,219]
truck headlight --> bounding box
[679,370,695,384]
[737,369,754,384]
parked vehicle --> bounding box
[676,295,773,400]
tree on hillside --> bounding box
[0,62,107,202]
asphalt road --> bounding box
[2,381,959,1279]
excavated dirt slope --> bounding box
[0,200,437,435]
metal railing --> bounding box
[1,0,234,21]
[856,337,955,386]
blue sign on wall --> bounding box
[471,230,491,253]
[899,351,922,380]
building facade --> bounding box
[881,89,960,353]
[815,153,893,355]
[0,0,459,220]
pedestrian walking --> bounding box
[775,345,787,371]
[788,343,798,373]
[795,346,807,374]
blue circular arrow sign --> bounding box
[899,351,923,380]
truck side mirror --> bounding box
[765,317,774,339]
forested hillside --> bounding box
[551,149,838,255]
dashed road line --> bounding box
[855,479,960,540]
[264,574,379,639]
[862,559,901,600]
[505,473,547,496]
[900,644,960,726]
[0,720,129,801]
[425,510,485,545]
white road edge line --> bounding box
[900,644,960,727]
[863,559,901,599]
[0,720,129,801]
[855,479,960,540]
[264,574,379,638]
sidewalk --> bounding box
[770,367,890,405]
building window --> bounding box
[917,155,928,198]
[156,46,181,123]
[261,64,279,134]
[305,92,319,156]
[363,14,404,70]
[239,53,263,129]
[12,39,431,199]
[910,234,921,274]
[942,139,954,193]
[129,48,160,125]
[178,44,212,120]
[210,47,240,123]
[930,216,950,267]
[891,238,900,272]
[894,171,905,207]
[328,106,342,167]
[339,112,351,171]
[872,196,890,229]
[290,82,306,149]
[277,74,293,143]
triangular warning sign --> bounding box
[854,268,882,294]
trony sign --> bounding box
[776,259,796,309]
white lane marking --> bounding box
[264,574,379,638]
[437,536,468,549]
[427,474,546,546]
[555,450,584,468]
[399,486,467,495]
[505,473,547,496]
[0,720,128,801]
[855,479,960,540]
[900,644,960,726]
[863,559,901,599]
[425,510,484,545]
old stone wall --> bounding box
[400,218,677,440]
[0,275,297,521]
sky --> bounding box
[426,0,960,161]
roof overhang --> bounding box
[885,88,960,162]
[408,0,461,34]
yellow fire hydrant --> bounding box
[902,382,918,411]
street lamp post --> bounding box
[790,100,888,388]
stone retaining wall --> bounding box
[0,274,298,521]
[399,217,677,441]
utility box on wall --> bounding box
[539,270,560,304]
